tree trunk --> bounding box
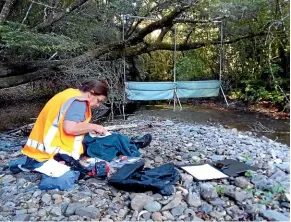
[0,0,15,25]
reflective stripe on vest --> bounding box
[31,96,86,159]
[27,136,83,159]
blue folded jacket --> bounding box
[83,133,140,161]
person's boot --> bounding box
[130,134,152,149]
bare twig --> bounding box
[105,124,138,131]
[248,121,275,133]
[30,0,56,9]
[21,2,34,24]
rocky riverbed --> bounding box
[0,114,290,221]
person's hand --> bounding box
[91,124,107,135]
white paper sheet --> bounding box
[181,164,229,180]
[34,159,71,177]
[89,131,112,138]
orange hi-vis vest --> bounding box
[22,88,92,162]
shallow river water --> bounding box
[137,104,290,146]
[0,101,289,146]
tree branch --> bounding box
[0,30,267,89]
[0,68,54,88]
[156,27,171,42]
[126,5,190,46]
[173,16,227,24]
[0,0,15,25]
[35,0,89,31]
[106,31,267,59]
[125,0,173,38]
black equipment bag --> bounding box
[108,162,180,196]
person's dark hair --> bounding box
[78,80,108,97]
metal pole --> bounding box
[220,86,229,106]
[173,26,177,111]
[174,26,177,83]
[219,21,223,81]
[219,20,229,106]
[124,14,159,21]
[122,15,126,120]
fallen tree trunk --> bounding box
[0,30,266,89]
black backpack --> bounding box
[108,162,180,196]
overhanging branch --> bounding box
[106,31,267,59]
[35,0,89,31]
[173,16,227,24]
[0,68,54,88]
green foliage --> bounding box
[140,51,175,81]
[244,186,253,193]
[254,184,286,206]
[0,22,86,58]
[272,184,286,194]
[176,49,216,81]
[215,185,224,196]
[0,0,289,109]
[241,153,252,160]
[245,170,254,178]
[231,84,288,106]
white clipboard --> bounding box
[180,164,229,181]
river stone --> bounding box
[187,191,202,207]
[131,194,153,211]
[182,152,197,159]
[141,212,151,220]
[251,174,268,185]
[33,190,42,198]
[151,212,163,221]
[152,193,163,200]
[276,162,290,173]
[201,203,213,213]
[144,201,161,212]
[37,209,47,217]
[259,210,290,221]
[13,214,30,221]
[75,206,100,218]
[117,208,128,220]
[184,208,196,217]
[95,189,105,196]
[209,198,226,206]
[226,205,245,217]
[50,206,62,217]
[65,203,84,216]
[154,156,163,163]
[2,175,16,184]
[224,189,253,203]
[52,194,62,200]
[161,193,182,211]
[15,209,28,215]
[2,201,16,211]
[68,215,80,221]
[171,205,186,217]
[234,177,252,188]
[162,211,175,221]
[28,208,38,214]
[200,183,218,200]
[180,173,193,183]
[193,216,204,221]
[41,193,52,204]
[280,202,290,209]
[210,210,226,219]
